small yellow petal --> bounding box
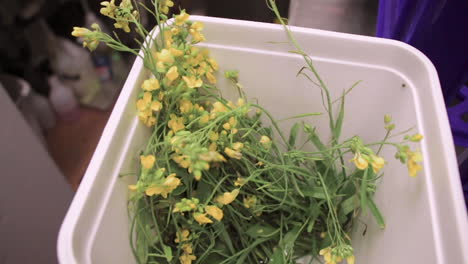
[193,212,213,224]
[141,78,160,91]
[136,99,147,111]
[143,92,152,104]
[151,101,163,111]
[175,10,190,26]
[166,66,179,82]
[140,155,156,169]
[205,205,223,221]
[216,189,239,205]
[224,147,242,159]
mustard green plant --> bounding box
[72,1,424,263]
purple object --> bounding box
[377,0,468,207]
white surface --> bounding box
[289,0,376,35]
[0,82,73,264]
[58,16,468,264]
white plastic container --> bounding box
[58,16,468,264]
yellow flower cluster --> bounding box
[224,142,244,160]
[145,173,181,198]
[136,78,164,127]
[100,0,138,33]
[350,151,385,174]
[159,0,174,15]
[319,247,355,264]
[175,229,196,264]
[71,23,101,51]
[406,149,423,177]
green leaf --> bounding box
[216,223,236,254]
[340,195,359,216]
[333,90,345,141]
[360,169,369,214]
[367,196,386,229]
[270,248,285,264]
[163,245,172,261]
[246,224,278,239]
[288,123,300,148]
[280,226,302,253]
[301,187,327,200]
[303,125,326,152]
[194,180,213,202]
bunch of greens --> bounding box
[72,1,424,263]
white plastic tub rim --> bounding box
[58,16,468,264]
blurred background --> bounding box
[5,0,468,263]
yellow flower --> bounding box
[407,150,423,177]
[232,142,244,151]
[410,133,424,142]
[159,0,174,14]
[190,31,206,43]
[347,256,355,264]
[222,122,231,130]
[351,152,368,170]
[243,195,257,208]
[143,92,152,103]
[140,155,156,169]
[175,229,190,243]
[260,136,271,145]
[145,173,181,198]
[181,243,193,254]
[212,101,227,113]
[163,30,172,46]
[206,71,216,84]
[183,76,203,88]
[371,155,385,173]
[209,131,219,141]
[319,247,332,262]
[237,98,245,106]
[193,213,213,224]
[208,142,217,151]
[189,22,206,42]
[136,99,148,111]
[234,177,246,186]
[228,117,237,127]
[170,47,184,57]
[71,27,91,37]
[175,10,190,26]
[171,27,180,35]
[179,100,193,113]
[166,66,179,83]
[151,101,163,111]
[138,109,156,127]
[205,205,223,221]
[114,20,130,33]
[208,58,219,71]
[156,61,166,72]
[137,92,159,111]
[156,49,174,64]
[224,147,242,159]
[128,184,137,191]
[216,189,239,205]
[199,114,210,125]
[168,114,185,133]
[191,21,204,32]
[100,0,117,17]
[179,254,196,264]
[141,78,160,91]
